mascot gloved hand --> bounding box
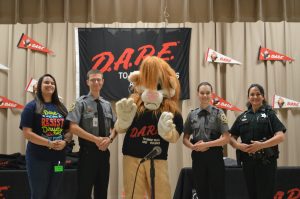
[115,98,137,133]
[158,112,180,143]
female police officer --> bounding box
[230,83,286,199]
[183,82,230,199]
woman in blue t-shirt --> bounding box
[20,74,71,199]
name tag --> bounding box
[54,161,64,173]
[93,117,98,127]
[54,165,64,173]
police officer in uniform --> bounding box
[67,69,116,199]
[230,84,286,199]
[183,82,230,199]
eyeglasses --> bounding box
[89,78,103,83]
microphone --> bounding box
[140,146,162,163]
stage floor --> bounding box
[0,167,299,199]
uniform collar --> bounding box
[87,92,103,102]
[198,105,212,114]
[248,104,271,113]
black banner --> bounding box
[77,28,191,100]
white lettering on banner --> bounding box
[270,55,284,59]
[118,72,129,79]
[2,102,17,108]
[31,44,45,50]
[219,102,233,108]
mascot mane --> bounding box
[128,56,180,115]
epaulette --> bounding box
[263,105,276,115]
[238,109,251,121]
[77,95,88,102]
[211,105,219,112]
[190,108,200,113]
[100,97,110,104]
[210,106,220,116]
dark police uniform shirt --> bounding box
[229,105,286,152]
[67,93,116,145]
[122,110,183,160]
[184,105,229,143]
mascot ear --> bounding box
[128,71,144,93]
[160,76,176,98]
[168,77,177,97]
[169,77,177,90]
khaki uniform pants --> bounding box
[123,155,171,199]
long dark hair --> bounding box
[246,83,268,109]
[35,74,68,116]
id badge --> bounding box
[54,161,64,173]
[93,117,98,127]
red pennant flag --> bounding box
[259,47,294,62]
[0,96,24,109]
[272,94,300,109]
[210,93,242,112]
[17,33,54,55]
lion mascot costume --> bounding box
[115,56,183,199]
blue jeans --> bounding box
[26,153,64,199]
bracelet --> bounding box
[109,137,113,143]
[47,140,52,149]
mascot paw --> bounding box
[158,112,175,137]
[115,98,137,131]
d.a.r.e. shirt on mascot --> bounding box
[115,56,183,199]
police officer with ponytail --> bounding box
[183,82,230,199]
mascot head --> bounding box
[128,56,180,114]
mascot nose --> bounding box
[146,90,159,101]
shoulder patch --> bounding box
[68,102,76,112]
[218,112,228,124]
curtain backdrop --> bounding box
[1,0,300,24]
[0,22,300,198]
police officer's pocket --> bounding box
[256,118,269,132]
[206,122,218,131]
[190,119,199,130]
[257,118,268,123]
[82,112,94,127]
[82,112,94,119]
[239,120,249,132]
[104,112,112,119]
[104,112,113,128]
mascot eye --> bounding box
[157,84,162,90]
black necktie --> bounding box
[198,109,208,117]
[95,99,106,137]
